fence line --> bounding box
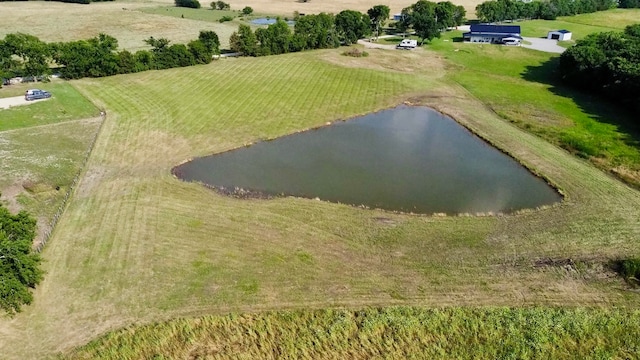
[35,112,107,253]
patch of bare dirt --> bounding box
[0,183,24,213]
[319,47,447,75]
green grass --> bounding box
[429,30,640,186]
[138,6,239,23]
[61,307,640,359]
[0,118,102,242]
[0,81,99,132]
[499,9,640,40]
[2,48,640,359]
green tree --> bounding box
[4,33,51,79]
[175,0,201,9]
[198,30,220,55]
[229,24,258,56]
[242,6,253,15]
[335,10,371,45]
[255,19,293,56]
[367,5,390,40]
[215,0,230,10]
[435,1,456,31]
[0,205,42,315]
[292,13,339,51]
[402,1,440,44]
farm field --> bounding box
[0,1,237,51]
[0,3,639,359]
[0,45,639,358]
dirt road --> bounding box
[0,95,50,110]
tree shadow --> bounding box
[521,57,640,153]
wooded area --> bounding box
[559,24,640,112]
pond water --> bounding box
[173,106,561,214]
[250,18,295,26]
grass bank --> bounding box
[429,27,640,186]
[62,307,640,359]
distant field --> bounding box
[131,0,483,19]
[0,1,237,51]
[518,9,640,40]
[1,5,640,360]
[138,6,241,23]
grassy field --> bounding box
[0,1,237,51]
[0,46,638,359]
[428,25,640,186]
[63,307,640,359]
[0,119,102,245]
[137,6,242,23]
[0,6,639,360]
[0,81,99,132]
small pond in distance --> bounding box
[173,106,561,214]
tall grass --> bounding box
[62,307,640,359]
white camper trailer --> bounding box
[396,39,418,49]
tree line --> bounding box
[229,1,465,56]
[1,31,220,80]
[0,202,42,315]
[476,0,620,22]
[558,24,640,112]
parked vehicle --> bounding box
[24,89,51,101]
[396,39,417,49]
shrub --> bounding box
[175,0,201,9]
[214,1,230,10]
[342,48,368,57]
[242,6,253,15]
[620,258,640,281]
[219,15,234,23]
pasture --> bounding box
[0,2,639,359]
[0,47,639,358]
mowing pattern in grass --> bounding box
[0,118,102,242]
[62,307,640,359]
[138,6,240,23]
[0,82,98,132]
[2,49,640,359]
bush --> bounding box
[214,0,230,10]
[620,258,640,281]
[342,48,369,57]
[242,6,253,15]
[219,15,234,23]
[175,0,201,9]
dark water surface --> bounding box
[173,106,561,214]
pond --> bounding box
[250,18,295,26]
[173,106,561,214]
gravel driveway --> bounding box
[0,96,51,110]
[521,37,566,54]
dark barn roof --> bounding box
[469,24,521,34]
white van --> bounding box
[396,39,418,49]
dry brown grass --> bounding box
[0,1,237,50]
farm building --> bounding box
[547,30,572,41]
[463,24,522,45]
